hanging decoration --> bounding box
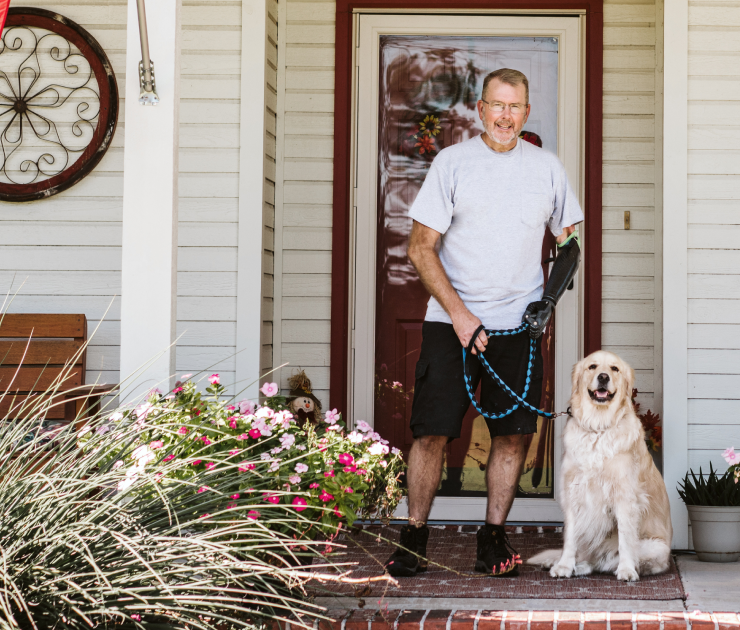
[0,8,119,202]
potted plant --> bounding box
[678,451,740,562]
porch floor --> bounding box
[306,525,740,624]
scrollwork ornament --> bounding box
[0,8,118,202]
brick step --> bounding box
[287,610,740,630]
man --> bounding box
[384,68,584,578]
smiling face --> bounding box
[572,350,635,411]
[477,79,531,150]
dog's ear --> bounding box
[624,362,635,397]
[571,357,584,394]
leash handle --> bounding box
[466,324,487,355]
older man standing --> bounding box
[384,68,584,578]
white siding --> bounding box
[602,0,663,417]
[687,0,740,473]
[0,0,126,388]
[273,0,334,409]
[1,0,273,398]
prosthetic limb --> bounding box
[523,232,581,339]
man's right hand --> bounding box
[453,310,488,355]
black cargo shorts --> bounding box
[409,321,543,440]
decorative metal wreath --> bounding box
[0,8,118,202]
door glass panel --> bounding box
[373,36,559,498]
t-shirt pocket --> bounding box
[520,192,553,229]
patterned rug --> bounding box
[308,525,686,600]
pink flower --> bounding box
[356,420,372,433]
[227,502,237,509]
[280,433,296,449]
[227,405,235,411]
[208,374,220,385]
[343,465,356,473]
[324,471,335,478]
[178,426,189,435]
[392,381,402,388]
[338,453,354,466]
[113,460,123,469]
[238,433,249,440]
[347,431,364,444]
[344,487,354,493]
[247,510,260,520]
[200,436,212,446]
[723,447,740,465]
[289,475,301,484]
[181,374,193,380]
[295,463,308,473]
[197,486,208,493]
[239,399,256,415]
[310,483,320,489]
[260,382,279,397]
[199,513,210,519]
[134,402,153,420]
[333,505,342,518]
[379,460,388,468]
[173,387,184,394]
[205,462,216,470]
[230,493,240,500]
[239,462,256,472]
[356,469,368,476]
[325,408,341,424]
[229,416,238,429]
[292,497,308,511]
[149,440,164,450]
[229,449,240,456]
[192,460,202,466]
[263,493,280,504]
[249,429,261,439]
[163,454,175,462]
[131,614,141,621]
[319,490,334,502]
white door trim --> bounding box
[350,14,585,521]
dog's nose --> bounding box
[597,373,610,385]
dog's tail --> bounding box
[526,549,562,567]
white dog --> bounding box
[528,350,672,582]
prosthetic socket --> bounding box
[523,233,581,339]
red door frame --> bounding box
[330,0,603,413]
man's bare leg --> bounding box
[485,434,527,525]
[407,435,448,524]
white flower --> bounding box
[109,412,123,422]
[368,442,389,456]
[260,452,272,461]
[348,431,364,444]
[255,407,275,419]
[134,402,153,420]
[296,444,306,451]
[391,447,401,456]
[326,424,341,432]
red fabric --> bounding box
[0,0,10,35]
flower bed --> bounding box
[81,375,405,541]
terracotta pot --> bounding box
[687,505,740,562]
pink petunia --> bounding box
[239,399,256,415]
[289,475,301,484]
[325,408,341,424]
[199,513,210,519]
[295,463,309,473]
[237,433,249,440]
[310,483,320,489]
[178,426,189,435]
[200,436,212,446]
[260,382,279,397]
[205,462,216,470]
[230,493,240,500]
[131,614,142,621]
[150,440,164,450]
[319,490,334,502]
[229,416,238,429]
[239,462,256,472]
[173,387,184,394]
[344,487,354,493]
[292,497,308,511]
[263,493,281,504]
[208,374,220,385]
[249,429,261,439]
[181,374,193,380]
[723,447,740,465]
[197,486,208,493]
[247,510,260,520]
[344,465,356,473]
[192,460,202,466]
[356,469,368,476]
[338,453,354,466]
[163,454,175,462]
[324,471,335,478]
[333,505,342,518]
[229,449,241,456]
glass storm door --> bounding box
[350,15,584,521]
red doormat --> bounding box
[309,525,686,600]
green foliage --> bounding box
[677,463,740,507]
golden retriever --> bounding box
[528,350,672,582]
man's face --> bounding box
[477,79,530,148]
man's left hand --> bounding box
[523,300,554,339]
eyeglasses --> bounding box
[481,99,528,115]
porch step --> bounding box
[291,610,740,630]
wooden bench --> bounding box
[0,314,115,427]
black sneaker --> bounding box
[474,523,521,577]
[384,524,429,577]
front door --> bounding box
[350,14,584,521]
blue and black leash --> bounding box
[462,323,570,420]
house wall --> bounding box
[0,0,274,397]
[686,0,740,471]
[272,1,664,415]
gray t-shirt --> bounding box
[408,134,584,329]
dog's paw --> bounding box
[616,565,640,582]
[550,562,575,578]
[574,561,593,576]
